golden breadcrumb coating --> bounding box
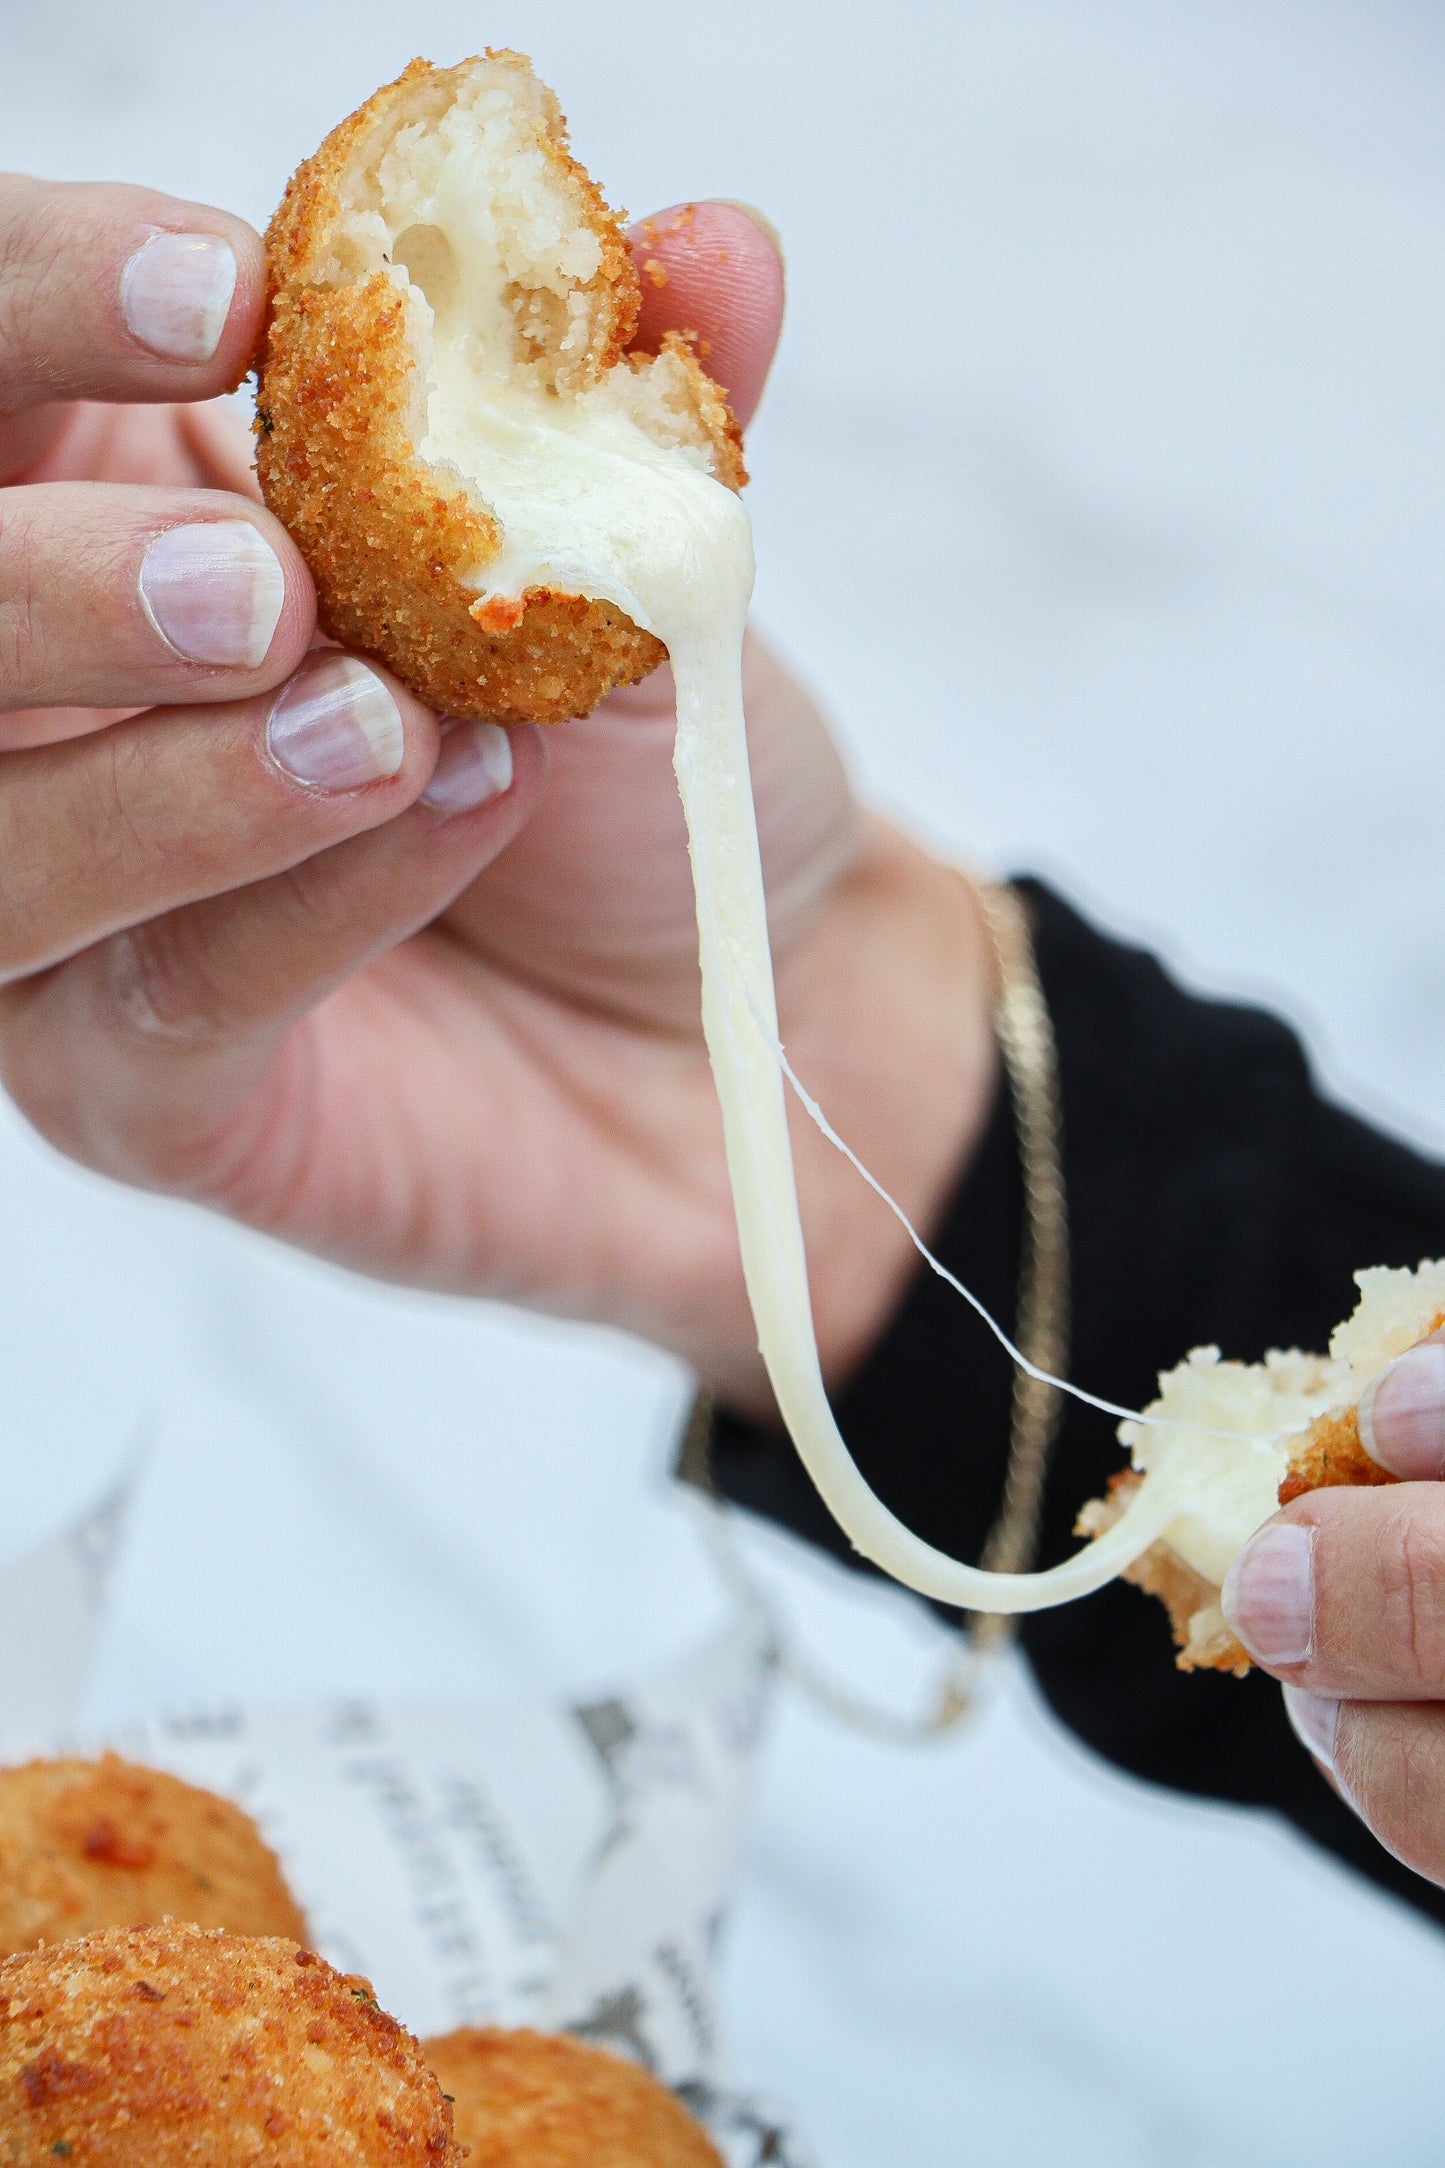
[0,1924,458,2168]
[0,1755,307,1955]
[257,54,746,724]
[1278,1401,1400,1504]
[424,2026,722,2168]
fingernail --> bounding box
[420,722,513,813]
[1357,1342,1445,1479]
[1283,1684,1340,1773]
[121,232,237,362]
[713,199,786,261]
[139,522,285,668]
[267,655,404,793]
[1220,1521,1315,1666]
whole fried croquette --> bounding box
[1078,1261,1445,1674]
[257,53,745,725]
[424,2026,722,2168]
[0,1755,307,1954]
[0,1924,458,2168]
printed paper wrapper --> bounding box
[0,1484,816,2168]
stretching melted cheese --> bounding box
[425,388,1211,1610]
[381,76,1289,1615]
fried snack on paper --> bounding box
[257,53,745,725]
[0,1753,307,1955]
[0,1923,458,2168]
[1078,1264,1445,1674]
[425,2025,723,2168]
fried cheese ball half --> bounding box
[0,1923,459,2168]
[0,1753,307,1955]
[424,2026,722,2168]
[258,52,746,725]
[1078,1261,1445,1675]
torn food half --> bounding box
[1079,1261,1445,1673]
[258,50,745,724]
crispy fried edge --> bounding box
[257,55,744,725]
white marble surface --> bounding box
[3,1,1445,2160]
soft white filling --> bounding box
[352,93,1310,1615]
[1119,1351,1344,1585]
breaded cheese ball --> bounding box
[424,2026,722,2168]
[0,1754,307,1954]
[258,53,745,725]
[0,1924,459,2168]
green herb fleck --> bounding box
[350,1988,373,2005]
[52,2142,72,2156]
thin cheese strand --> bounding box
[667,617,1184,1610]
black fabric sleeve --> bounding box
[702,878,1445,1929]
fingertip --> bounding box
[625,200,786,429]
[418,718,546,824]
[263,650,441,806]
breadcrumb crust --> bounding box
[0,1924,459,2168]
[424,2026,722,2168]
[1277,1404,1397,1505]
[257,55,746,725]
[0,1754,307,1956]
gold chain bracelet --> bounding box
[679,876,1070,1741]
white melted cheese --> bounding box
[1119,1350,1345,1586]
[407,276,1286,1613]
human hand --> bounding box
[1,185,997,1410]
[1221,1331,1445,1885]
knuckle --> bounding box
[0,501,52,705]
[0,185,107,395]
[0,190,75,404]
[100,918,220,1045]
[1343,1709,1445,1886]
[1375,1507,1445,1689]
[0,866,43,985]
[272,850,344,938]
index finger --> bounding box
[0,176,261,460]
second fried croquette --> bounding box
[0,1754,307,1954]
[0,1924,459,2168]
[424,2026,722,2167]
